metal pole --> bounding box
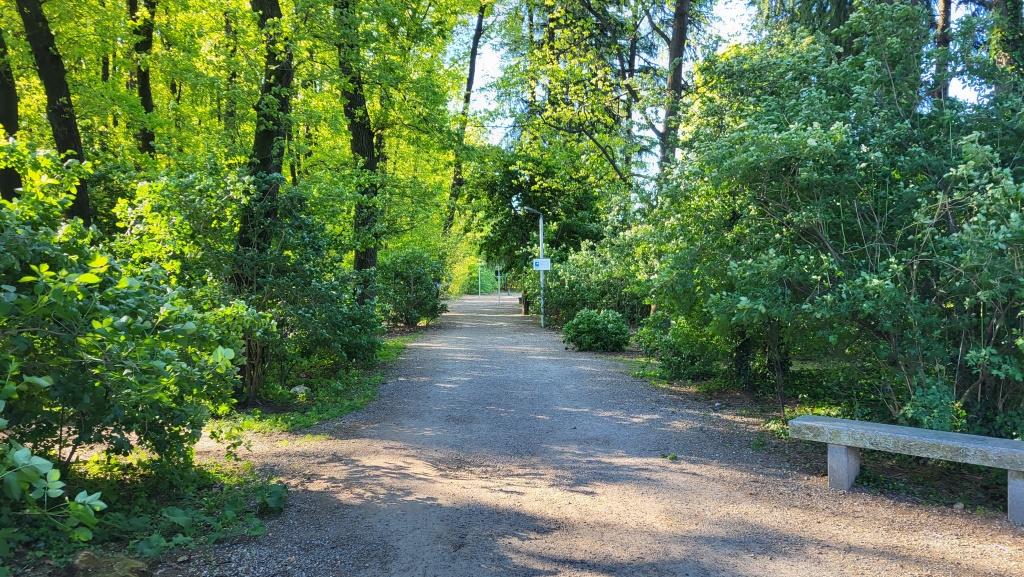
[539,213,545,328]
[497,269,501,304]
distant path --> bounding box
[178,295,1023,577]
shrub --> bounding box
[563,309,630,352]
[0,152,241,467]
[637,312,725,380]
[523,240,650,326]
[377,248,448,327]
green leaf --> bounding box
[161,506,193,529]
[69,527,93,542]
[74,272,102,285]
[3,474,22,501]
[22,375,53,388]
[87,255,110,270]
[29,456,53,475]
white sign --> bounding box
[532,258,551,271]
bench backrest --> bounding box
[789,415,1024,471]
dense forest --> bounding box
[1,0,1023,570]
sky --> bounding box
[466,0,975,143]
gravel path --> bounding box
[175,295,1024,577]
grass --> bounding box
[215,333,417,434]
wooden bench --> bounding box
[788,415,1024,525]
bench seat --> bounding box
[788,415,1024,525]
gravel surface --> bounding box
[168,295,1024,577]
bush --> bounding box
[637,312,726,380]
[377,248,448,327]
[563,309,630,352]
[0,150,244,569]
[523,240,650,326]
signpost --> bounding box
[524,207,546,327]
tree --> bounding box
[444,1,488,234]
[335,0,384,304]
[129,0,158,154]
[660,0,690,167]
[14,0,91,225]
[0,26,19,201]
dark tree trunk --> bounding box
[129,0,157,154]
[766,319,790,419]
[930,0,952,100]
[233,0,294,405]
[0,27,21,201]
[734,330,755,393]
[234,0,294,292]
[443,3,487,234]
[335,0,384,305]
[659,0,690,169]
[15,0,91,225]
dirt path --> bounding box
[178,295,1023,577]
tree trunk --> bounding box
[930,0,952,100]
[766,319,790,419]
[15,0,91,225]
[234,0,294,292]
[129,0,157,154]
[232,0,294,404]
[443,3,487,234]
[734,330,755,393]
[659,0,690,169]
[335,0,383,305]
[0,27,21,201]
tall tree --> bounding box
[14,0,91,225]
[129,0,158,154]
[931,0,953,100]
[235,0,295,290]
[233,0,295,403]
[0,27,20,201]
[444,2,488,234]
[335,0,384,304]
[660,0,690,168]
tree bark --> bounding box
[0,27,21,201]
[234,0,295,292]
[129,0,157,154]
[443,3,487,234]
[335,0,384,305]
[930,0,952,100]
[659,0,690,169]
[15,0,91,225]
[232,0,294,405]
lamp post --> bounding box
[523,206,545,328]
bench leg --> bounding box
[827,444,860,491]
[1010,470,1024,526]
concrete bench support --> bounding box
[1011,470,1024,526]
[827,444,860,491]
[790,415,1024,526]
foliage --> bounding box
[377,247,448,327]
[562,309,630,352]
[522,240,650,326]
[636,312,726,381]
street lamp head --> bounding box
[522,206,541,216]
